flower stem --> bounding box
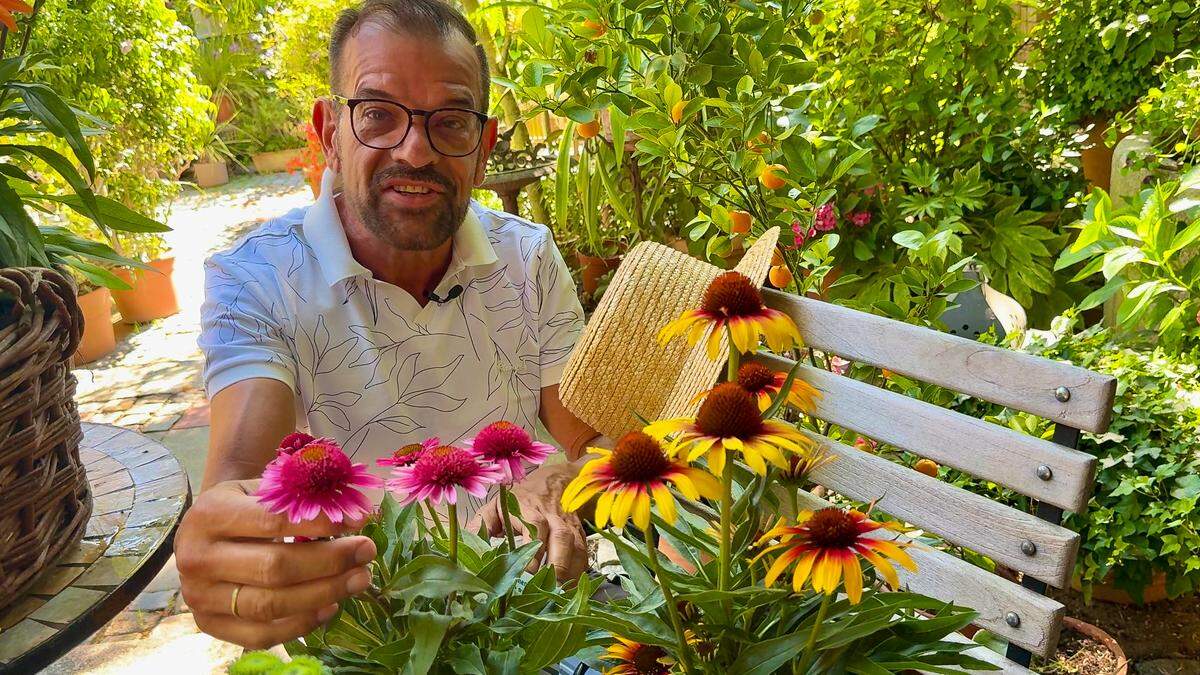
[788,486,799,519]
[425,502,447,540]
[645,527,695,675]
[447,503,459,566]
[795,593,832,675]
[499,486,517,552]
[725,324,741,383]
[718,466,733,595]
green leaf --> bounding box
[560,103,595,124]
[851,114,882,138]
[1166,218,1200,260]
[484,646,525,675]
[830,147,871,182]
[385,555,492,602]
[727,631,807,675]
[443,644,486,675]
[400,611,452,675]
[1076,275,1126,311]
[476,541,541,598]
[1101,246,1144,280]
[0,176,46,267]
[892,230,925,250]
[555,121,575,231]
[9,83,95,181]
[24,191,168,233]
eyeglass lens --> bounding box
[351,100,482,156]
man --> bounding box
[178,0,602,649]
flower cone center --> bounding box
[695,383,764,439]
[475,421,532,460]
[418,446,478,486]
[806,508,863,549]
[736,363,776,394]
[610,431,672,484]
[700,272,764,318]
[286,443,349,493]
[629,644,670,674]
[391,443,425,466]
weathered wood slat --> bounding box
[802,430,1080,588]
[749,351,1098,512]
[795,490,1063,659]
[763,288,1117,433]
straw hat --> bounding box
[560,227,781,440]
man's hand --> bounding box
[469,459,589,582]
[176,480,377,649]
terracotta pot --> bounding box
[193,160,229,188]
[251,148,304,174]
[111,257,179,324]
[214,94,236,124]
[576,251,621,297]
[1080,119,1119,191]
[1060,616,1129,675]
[1073,571,1171,604]
[73,288,116,364]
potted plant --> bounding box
[287,122,326,198]
[244,97,307,174]
[1031,0,1200,190]
[193,124,242,188]
[110,232,179,324]
[227,272,999,673]
[0,37,169,613]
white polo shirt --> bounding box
[199,169,585,515]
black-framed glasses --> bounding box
[332,94,489,157]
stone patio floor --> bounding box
[46,172,312,674]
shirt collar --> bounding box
[302,168,498,288]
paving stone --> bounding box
[100,609,157,637]
[144,555,180,594]
[130,590,177,613]
[174,403,210,429]
[1137,660,1200,675]
[142,413,182,433]
[157,426,208,493]
[100,398,135,413]
[41,609,243,674]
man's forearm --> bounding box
[202,378,297,491]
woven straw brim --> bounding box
[560,227,780,440]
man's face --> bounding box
[317,23,497,251]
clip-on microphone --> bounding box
[426,284,464,304]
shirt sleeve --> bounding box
[198,253,298,398]
[535,234,585,387]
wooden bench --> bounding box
[748,288,1117,673]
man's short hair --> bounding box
[330,0,491,114]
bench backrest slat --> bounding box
[763,289,1117,433]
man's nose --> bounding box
[388,116,439,168]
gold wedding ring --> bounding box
[231,583,243,618]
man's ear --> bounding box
[313,98,340,174]
[474,117,499,186]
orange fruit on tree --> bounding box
[768,265,793,288]
[771,249,785,266]
[577,119,601,139]
[729,209,752,234]
[759,164,787,190]
[580,19,607,37]
[914,459,939,477]
[670,99,688,124]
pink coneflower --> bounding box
[386,445,504,506]
[377,437,440,469]
[256,437,383,524]
[279,432,315,454]
[463,421,555,482]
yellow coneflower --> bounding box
[691,362,822,414]
[754,508,917,604]
[658,271,802,360]
[561,431,721,531]
[603,636,673,675]
[647,383,812,476]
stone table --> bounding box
[480,163,554,216]
[0,423,191,674]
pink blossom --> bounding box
[463,421,555,483]
[853,436,878,453]
[814,203,837,232]
[791,220,819,248]
[386,446,504,506]
[850,211,871,228]
[830,356,850,376]
[256,438,383,524]
[377,437,440,469]
[279,432,316,455]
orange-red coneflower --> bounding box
[602,637,673,675]
[658,271,802,360]
[0,0,33,32]
[691,362,821,414]
[561,431,721,531]
[754,508,917,604]
[647,382,811,476]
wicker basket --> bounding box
[0,267,91,613]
